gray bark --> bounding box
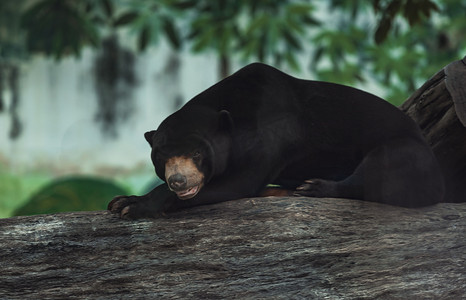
[1,197,465,299]
[445,57,466,126]
[400,56,466,203]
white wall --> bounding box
[0,40,384,178]
[0,44,219,176]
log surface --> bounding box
[445,56,466,126]
[1,197,465,299]
[401,56,466,203]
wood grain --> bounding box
[1,197,464,299]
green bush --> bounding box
[14,176,128,216]
[0,173,21,216]
[0,171,52,218]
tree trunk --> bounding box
[1,198,465,299]
[400,56,466,203]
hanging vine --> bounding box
[0,66,3,113]
[1,0,25,140]
[8,66,21,139]
[0,64,22,140]
[93,35,138,137]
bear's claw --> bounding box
[293,179,338,198]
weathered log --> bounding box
[400,56,466,203]
[445,57,466,126]
[1,197,465,299]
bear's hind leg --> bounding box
[358,138,444,207]
[294,138,444,207]
[293,177,362,199]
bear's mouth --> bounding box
[175,185,201,200]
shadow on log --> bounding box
[401,56,466,203]
[1,197,465,299]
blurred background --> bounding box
[0,0,465,217]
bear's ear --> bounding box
[144,130,157,146]
[219,110,234,132]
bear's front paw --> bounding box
[293,179,338,198]
[108,195,162,220]
[108,195,135,213]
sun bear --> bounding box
[108,63,444,219]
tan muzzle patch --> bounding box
[165,156,204,199]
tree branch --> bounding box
[1,197,464,298]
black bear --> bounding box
[108,63,444,219]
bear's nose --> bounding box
[168,174,187,191]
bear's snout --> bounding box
[168,174,187,191]
[165,156,205,199]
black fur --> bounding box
[108,63,444,219]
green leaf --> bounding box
[287,3,313,14]
[100,0,113,19]
[375,16,392,44]
[218,25,233,55]
[257,31,268,61]
[285,16,306,35]
[171,0,197,9]
[162,17,181,50]
[385,0,402,17]
[403,1,420,26]
[301,15,321,26]
[311,47,324,69]
[285,52,300,71]
[138,24,150,51]
[191,29,213,53]
[274,52,283,66]
[372,0,382,11]
[282,30,302,50]
[113,11,139,27]
[422,0,440,15]
[245,15,268,36]
[91,15,106,26]
[403,0,439,26]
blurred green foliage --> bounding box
[13,176,128,216]
[311,0,466,104]
[4,0,463,103]
[20,0,100,59]
[0,171,51,218]
[181,0,319,77]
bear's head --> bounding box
[145,109,233,200]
